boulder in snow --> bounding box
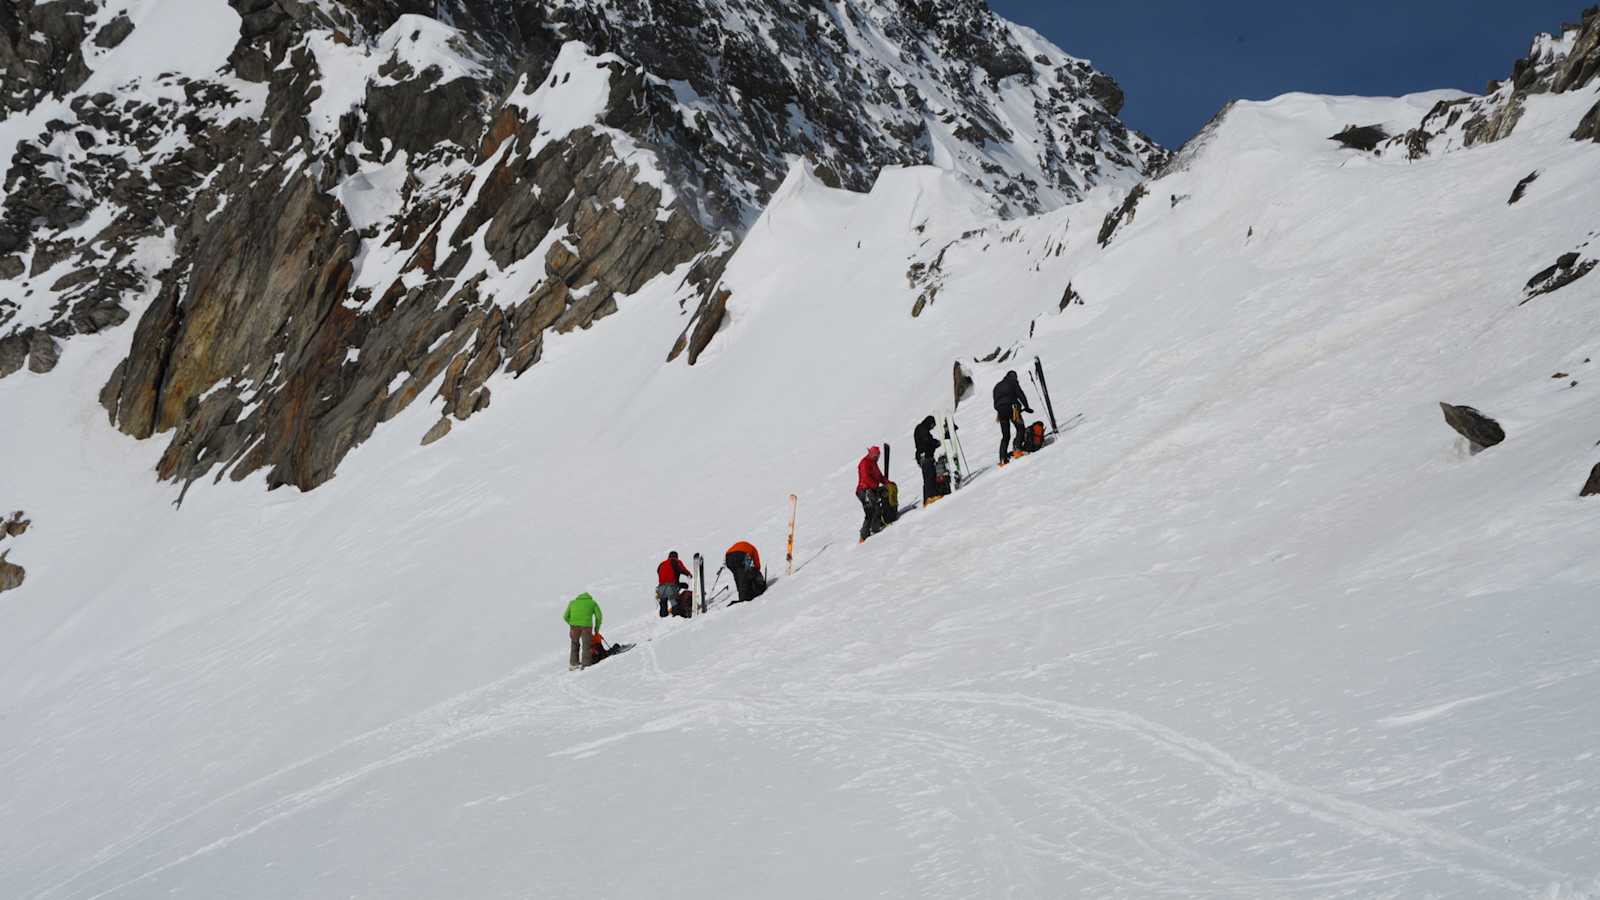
[953,362,974,407]
[1059,282,1081,311]
[1330,124,1389,151]
[92,15,134,50]
[25,331,60,374]
[1582,463,1600,497]
[1508,170,1540,204]
[1439,402,1506,452]
[0,334,25,378]
[1521,251,1597,304]
[421,417,453,447]
[1575,99,1600,142]
[0,551,22,594]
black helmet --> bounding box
[1006,369,1018,381]
[668,550,679,559]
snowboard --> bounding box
[590,642,635,666]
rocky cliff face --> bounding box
[0,0,1160,492]
[1386,6,1600,158]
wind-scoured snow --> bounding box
[3,76,1600,900]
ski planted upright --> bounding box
[694,553,707,614]
[942,415,964,488]
[883,442,891,480]
[786,494,798,576]
[1033,356,1061,433]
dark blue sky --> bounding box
[988,0,1591,147]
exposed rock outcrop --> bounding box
[1330,124,1388,152]
[953,361,974,407]
[1389,6,1600,158]
[1582,462,1600,497]
[0,512,25,594]
[0,550,22,594]
[0,0,95,116]
[4,0,1163,493]
[1521,251,1598,304]
[1440,402,1506,452]
[1097,183,1147,248]
[1508,170,1540,204]
[93,37,717,491]
[1575,99,1600,142]
[1058,282,1081,312]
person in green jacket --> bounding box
[564,592,603,670]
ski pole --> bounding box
[951,419,970,475]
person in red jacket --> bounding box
[656,551,691,617]
[856,446,891,543]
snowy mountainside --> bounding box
[0,0,1159,493]
[5,8,1600,895]
[1380,5,1600,158]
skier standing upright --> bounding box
[563,592,603,670]
[913,415,944,506]
[856,446,890,542]
[992,371,1033,466]
[656,551,691,618]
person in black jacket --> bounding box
[913,415,944,506]
[992,371,1033,466]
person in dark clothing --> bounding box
[913,415,944,506]
[656,551,691,617]
[725,540,767,604]
[992,371,1033,466]
[856,446,890,542]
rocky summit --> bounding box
[0,0,1160,492]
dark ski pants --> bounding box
[726,552,767,603]
[921,451,940,499]
[569,625,593,668]
[857,487,888,540]
[997,405,1022,463]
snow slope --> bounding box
[4,83,1600,898]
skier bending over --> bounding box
[856,446,891,542]
[992,371,1033,466]
[913,415,945,506]
[564,592,603,670]
[656,550,692,618]
[725,540,767,604]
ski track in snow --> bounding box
[5,42,1600,900]
[42,638,1570,899]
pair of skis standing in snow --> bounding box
[855,356,1063,543]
